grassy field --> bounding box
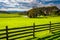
[0,14,60,40]
[0,14,60,29]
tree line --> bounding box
[27,6,60,18]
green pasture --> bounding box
[0,14,60,40]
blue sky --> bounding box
[0,0,60,11]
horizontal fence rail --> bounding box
[0,21,60,40]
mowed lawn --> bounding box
[0,14,60,40]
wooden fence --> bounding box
[0,21,60,40]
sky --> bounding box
[0,0,60,11]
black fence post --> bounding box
[33,23,35,38]
[6,26,8,40]
[49,21,52,33]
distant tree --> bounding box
[27,6,59,18]
[55,9,60,15]
[27,8,44,18]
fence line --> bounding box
[0,21,60,40]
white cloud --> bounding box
[0,0,33,3]
[37,2,55,7]
[0,0,5,2]
[0,0,34,7]
[0,0,60,11]
[0,8,32,11]
[0,0,9,3]
[41,0,52,1]
[16,0,33,3]
[41,0,60,1]
[54,4,60,9]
